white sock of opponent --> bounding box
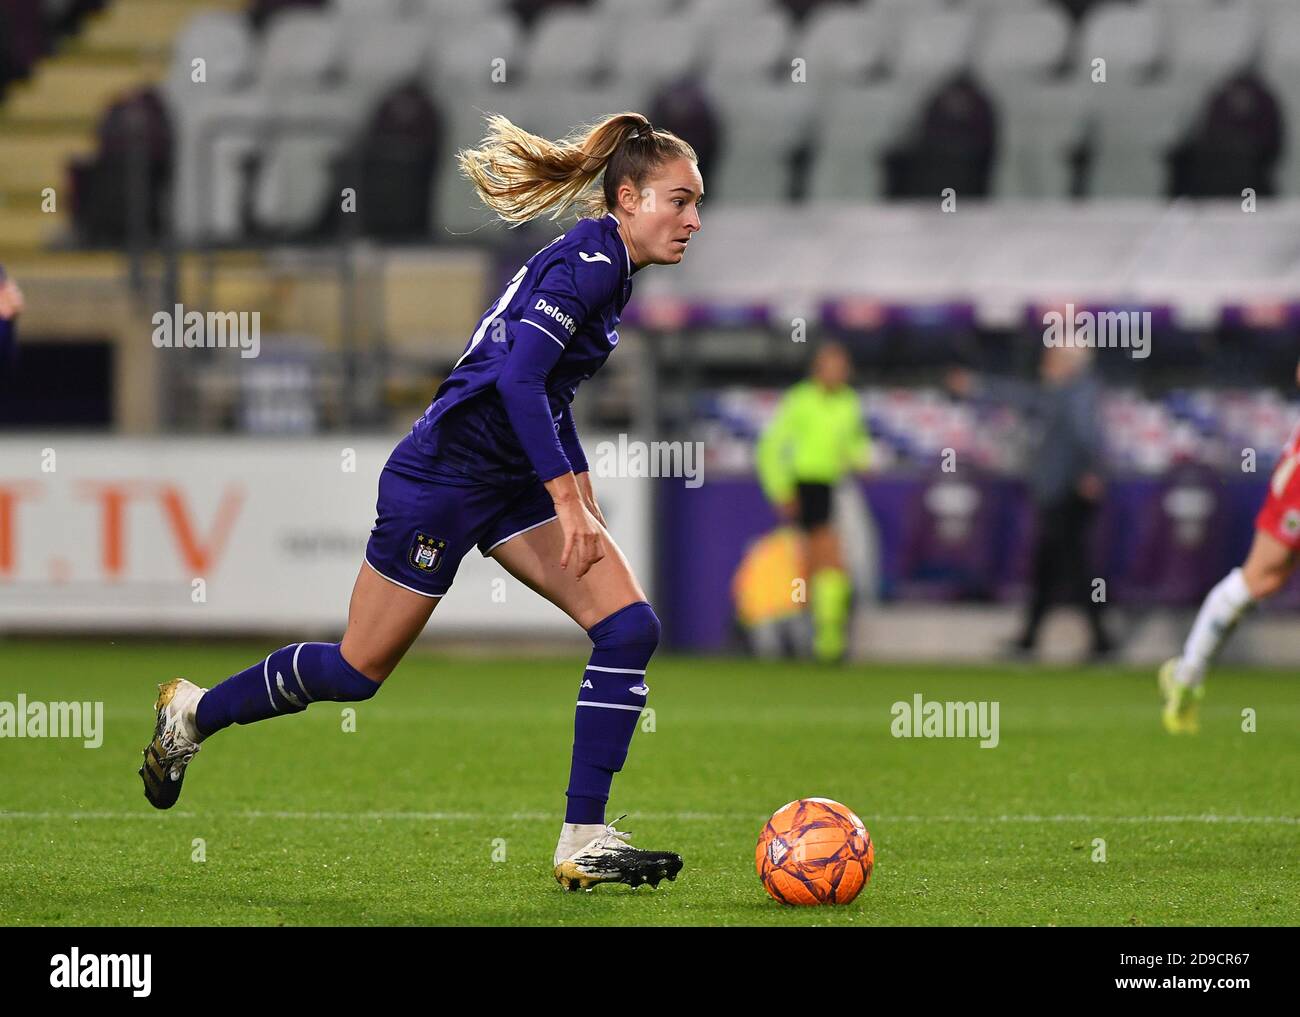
[1176,567,1255,687]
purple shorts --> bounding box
[364,466,557,597]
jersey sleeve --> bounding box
[515,241,619,349]
[755,389,800,505]
[495,322,574,483]
[494,237,618,483]
[556,403,589,475]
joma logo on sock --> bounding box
[891,694,1000,748]
[49,948,151,997]
[0,696,103,748]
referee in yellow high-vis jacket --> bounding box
[755,343,871,662]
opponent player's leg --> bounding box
[487,516,682,890]
[1160,529,1296,733]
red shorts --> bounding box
[1255,423,1300,549]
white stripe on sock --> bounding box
[290,643,314,702]
[575,701,645,712]
[262,657,279,712]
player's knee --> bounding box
[589,600,661,654]
[337,635,396,685]
[320,642,384,700]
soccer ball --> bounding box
[755,797,874,906]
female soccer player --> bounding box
[1159,356,1300,734]
[139,112,703,891]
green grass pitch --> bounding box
[1,639,1296,926]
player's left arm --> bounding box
[558,404,607,528]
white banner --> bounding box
[0,437,651,635]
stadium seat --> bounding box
[708,82,815,203]
[973,6,1072,80]
[699,12,792,85]
[1085,82,1200,197]
[983,80,1089,198]
[166,11,255,95]
[165,12,260,241]
[426,12,521,93]
[807,83,913,202]
[412,0,509,18]
[333,0,407,19]
[525,7,614,85]
[1075,1,1163,83]
[794,3,891,89]
[1260,4,1300,194]
[596,0,681,16]
[249,11,351,236]
[959,0,1051,7]
[607,15,705,92]
[889,6,977,91]
[341,18,430,107]
[1162,5,1261,86]
[681,0,786,23]
[258,9,343,90]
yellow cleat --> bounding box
[1158,657,1203,735]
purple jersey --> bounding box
[394,212,636,487]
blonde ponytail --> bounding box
[457,110,696,227]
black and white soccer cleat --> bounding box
[553,819,683,892]
[139,678,206,810]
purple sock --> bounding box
[565,602,660,825]
[194,642,379,738]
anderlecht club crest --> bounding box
[409,532,447,573]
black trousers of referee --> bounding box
[1016,492,1111,655]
